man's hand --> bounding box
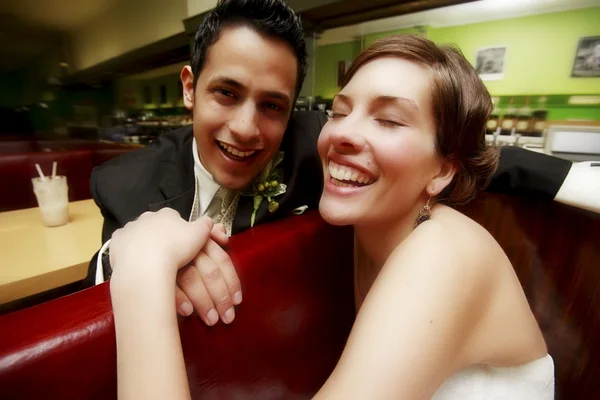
[175,223,243,326]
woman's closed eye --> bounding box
[376,119,405,128]
[330,112,347,119]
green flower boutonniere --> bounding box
[243,151,286,227]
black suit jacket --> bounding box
[83,111,327,287]
[83,110,572,287]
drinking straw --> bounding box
[52,162,57,179]
[35,164,46,182]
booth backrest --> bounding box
[34,140,133,152]
[457,193,600,399]
[0,195,598,399]
[0,141,137,211]
[0,150,94,212]
[0,213,356,399]
[92,148,135,168]
[0,140,35,154]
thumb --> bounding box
[176,217,214,267]
[211,223,229,246]
[190,216,214,241]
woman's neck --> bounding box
[354,206,422,270]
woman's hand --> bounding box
[109,208,214,296]
[108,208,209,400]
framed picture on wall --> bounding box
[571,36,600,77]
[475,46,507,81]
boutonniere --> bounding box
[242,151,287,227]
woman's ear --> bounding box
[180,66,195,110]
[428,159,457,196]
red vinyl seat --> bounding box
[0,140,36,154]
[0,150,94,212]
[0,213,355,399]
[0,141,137,211]
[0,194,599,399]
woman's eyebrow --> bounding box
[372,95,420,113]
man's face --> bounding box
[181,25,298,190]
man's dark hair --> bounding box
[191,0,308,99]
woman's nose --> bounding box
[328,118,366,154]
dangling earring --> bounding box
[415,196,432,227]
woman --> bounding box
[109,35,554,399]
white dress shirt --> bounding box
[554,161,600,214]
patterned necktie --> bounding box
[203,186,239,236]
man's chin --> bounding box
[213,173,256,191]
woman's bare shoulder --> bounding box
[396,206,505,273]
[396,206,545,366]
[384,208,501,313]
[425,205,507,268]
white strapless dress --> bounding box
[432,354,554,399]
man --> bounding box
[85,0,576,326]
[85,0,330,325]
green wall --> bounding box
[315,6,600,114]
[115,73,184,110]
[427,7,600,96]
[315,40,361,99]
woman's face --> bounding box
[318,57,444,227]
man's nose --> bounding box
[228,103,259,142]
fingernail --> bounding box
[223,307,235,324]
[233,291,243,305]
[206,309,219,325]
[180,302,193,316]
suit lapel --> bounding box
[148,184,195,219]
[148,129,196,220]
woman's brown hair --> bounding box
[341,34,499,205]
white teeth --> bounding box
[328,161,373,185]
[331,178,351,187]
[218,141,256,158]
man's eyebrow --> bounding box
[374,95,420,112]
[207,75,244,89]
[264,91,291,106]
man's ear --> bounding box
[180,66,195,110]
[428,159,457,197]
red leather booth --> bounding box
[0,194,599,399]
[0,140,135,211]
[0,213,355,399]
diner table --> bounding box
[0,199,102,304]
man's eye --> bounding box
[216,89,235,98]
[330,113,347,119]
[264,103,283,112]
